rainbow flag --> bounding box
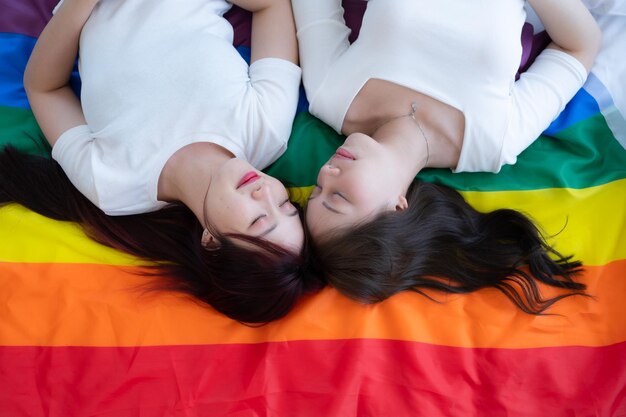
[1,1,625,415]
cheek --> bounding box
[346,172,396,213]
[306,203,335,239]
[344,173,376,204]
[221,202,247,223]
[205,197,245,229]
[305,203,321,225]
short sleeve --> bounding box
[248,58,302,139]
[502,49,587,166]
[243,58,302,167]
[51,125,100,208]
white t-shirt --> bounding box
[51,0,301,215]
[293,0,588,173]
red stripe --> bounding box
[1,340,625,416]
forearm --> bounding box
[526,0,601,71]
[231,0,298,64]
[23,0,99,95]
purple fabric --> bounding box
[343,0,368,43]
[518,23,535,77]
[225,7,252,48]
[517,25,552,79]
[0,0,57,38]
[226,0,368,49]
[225,1,368,48]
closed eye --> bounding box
[308,185,345,215]
[250,214,265,227]
[280,198,299,216]
[333,192,349,203]
[309,185,348,203]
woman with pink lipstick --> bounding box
[292,0,601,312]
[0,0,324,323]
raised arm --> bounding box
[23,0,99,147]
[230,0,298,64]
[527,0,601,71]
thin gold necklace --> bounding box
[410,101,430,167]
[372,101,430,167]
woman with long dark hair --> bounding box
[293,0,601,312]
[0,0,324,323]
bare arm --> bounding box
[527,0,601,72]
[229,0,298,64]
[23,0,99,147]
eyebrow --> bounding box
[258,224,278,238]
[322,201,343,214]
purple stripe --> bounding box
[0,0,58,38]
[517,28,551,77]
[343,0,368,43]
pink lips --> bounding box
[334,147,355,160]
[237,171,260,189]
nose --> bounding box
[321,163,340,177]
[251,181,272,201]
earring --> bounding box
[201,228,220,251]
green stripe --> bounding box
[265,112,342,186]
[0,106,50,157]
[268,112,626,191]
[2,107,624,191]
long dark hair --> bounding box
[309,180,586,314]
[0,146,324,323]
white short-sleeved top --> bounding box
[51,0,301,215]
[295,0,587,173]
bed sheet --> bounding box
[1,1,626,416]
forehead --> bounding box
[305,199,373,239]
[271,212,305,251]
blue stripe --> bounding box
[0,33,79,109]
[0,33,35,108]
[1,38,304,113]
[236,45,309,114]
[544,88,600,136]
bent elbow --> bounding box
[23,63,35,97]
[580,21,602,73]
[589,23,602,63]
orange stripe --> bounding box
[1,260,624,348]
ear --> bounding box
[395,195,409,211]
[201,229,221,250]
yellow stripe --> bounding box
[460,179,626,266]
[0,204,142,265]
[290,179,626,266]
[289,186,314,207]
[2,178,625,265]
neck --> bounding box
[372,114,429,184]
[371,99,464,174]
[158,143,234,226]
